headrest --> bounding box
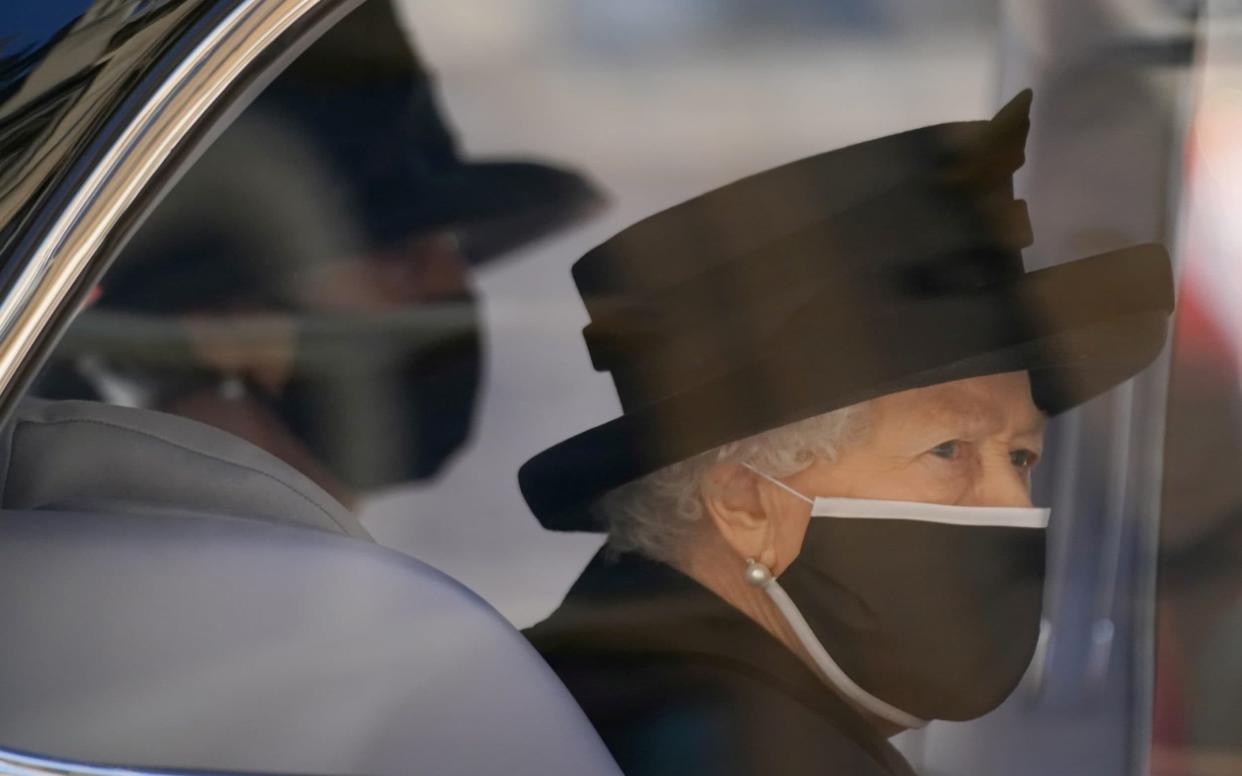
[0,398,368,539]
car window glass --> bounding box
[21,1,1240,775]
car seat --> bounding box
[0,399,620,775]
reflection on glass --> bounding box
[35,0,602,508]
[14,0,1236,774]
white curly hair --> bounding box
[594,402,871,564]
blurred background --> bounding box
[24,0,1242,773]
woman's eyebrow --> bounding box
[920,398,1046,441]
[1015,411,1048,438]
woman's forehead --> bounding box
[871,373,1046,435]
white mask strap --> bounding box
[810,497,1050,529]
[743,462,1049,529]
[759,575,929,730]
[742,463,928,727]
[742,462,813,504]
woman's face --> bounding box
[767,370,1046,572]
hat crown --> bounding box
[576,92,1035,411]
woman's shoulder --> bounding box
[573,656,910,776]
[525,551,913,774]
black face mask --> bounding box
[745,468,1048,727]
[275,294,483,492]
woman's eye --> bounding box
[929,440,960,460]
[1011,449,1039,469]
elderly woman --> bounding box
[521,92,1174,776]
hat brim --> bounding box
[399,161,606,264]
[519,244,1173,531]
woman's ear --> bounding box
[701,462,780,570]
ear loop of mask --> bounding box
[741,463,930,730]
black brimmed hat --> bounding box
[520,91,1174,532]
[262,0,605,264]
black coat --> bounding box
[525,550,917,776]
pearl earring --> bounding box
[744,558,773,588]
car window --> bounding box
[1153,13,1242,773]
[15,1,1241,775]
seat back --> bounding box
[0,508,619,775]
[0,398,368,538]
[0,400,620,775]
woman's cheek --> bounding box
[910,458,976,503]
